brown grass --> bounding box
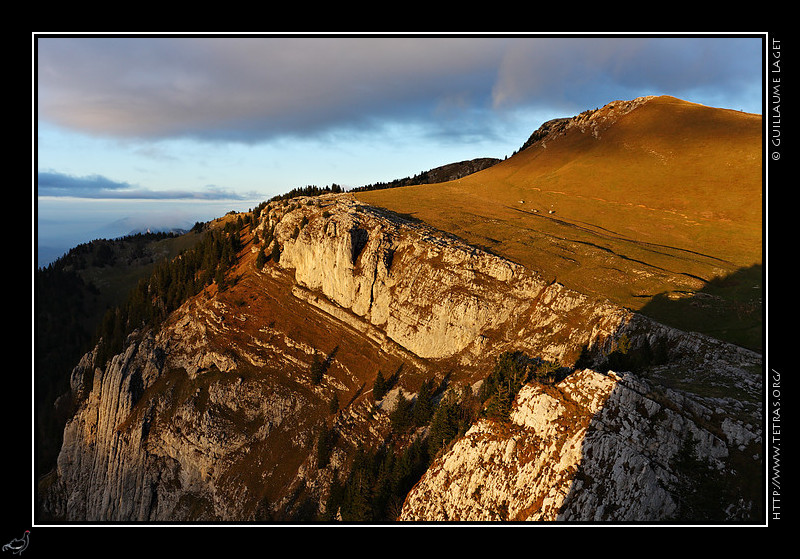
[354,96,763,349]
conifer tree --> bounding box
[215,266,227,291]
[373,370,387,400]
[412,378,435,427]
[310,355,325,385]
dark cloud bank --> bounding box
[37,36,763,145]
[37,170,253,200]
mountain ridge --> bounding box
[36,95,764,524]
[355,94,762,350]
[351,157,501,193]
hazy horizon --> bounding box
[35,196,262,268]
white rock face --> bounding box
[42,195,763,523]
[276,198,628,366]
[399,367,761,522]
[47,313,323,521]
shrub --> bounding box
[390,393,413,431]
[316,424,337,469]
[310,355,325,385]
[411,378,435,427]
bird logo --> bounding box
[2,531,29,555]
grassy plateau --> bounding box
[354,96,763,351]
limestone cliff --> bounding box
[39,195,763,523]
[273,197,637,367]
[400,364,761,522]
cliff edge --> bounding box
[40,194,763,523]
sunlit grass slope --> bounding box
[355,96,763,350]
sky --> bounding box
[34,33,765,267]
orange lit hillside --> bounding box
[355,96,763,349]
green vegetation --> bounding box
[372,370,388,400]
[44,230,181,272]
[349,158,500,193]
[479,351,561,422]
[34,230,197,478]
[35,264,98,477]
[255,248,267,269]
[268,183,343,202]
[322,351,562,521]
[256,220,278,264]
[320,372,481,521]
[426,386,480,457]
[310,356,326,385]
[316,424,337,469]
[309,347,338,385]
[372,368,400,401]
[94,221,247,366]
[326,439,430,522]
[598,334,669,374]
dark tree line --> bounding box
[372,368,400,401]
[268,183,343,202]
[45,231,180,271]
[320,375,480,522]
[478,351,561,422]
[94,223,246,365]
[35,264,99,476]
[325,438,430,522]
[320,351,564,521]
[349,158,501,194]
[310,347,338,385]
[349,171,434,193]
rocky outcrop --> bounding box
[44,315,329,521]
[272,197,629,369]
[41,193,763,523]
[399,363,762,522]
[519,96,658,151]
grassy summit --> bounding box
[354,96,763,351]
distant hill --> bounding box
[355,95,763,350]
[91,216,194,243]
[350,157,501,192]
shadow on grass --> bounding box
[637,264,763,353]
[557,295,764,523]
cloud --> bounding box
[36,37,506,144]
[491,37,762,113]
[36,35,763,146]
[37,170,252,200]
